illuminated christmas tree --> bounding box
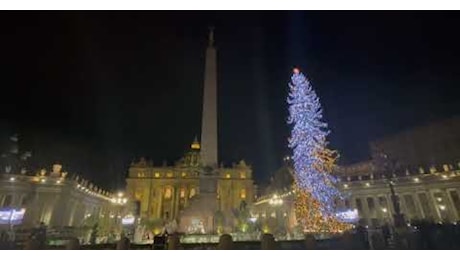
[287,68,351,233]
[291,149,351,233]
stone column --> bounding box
[381,195,393,224]
[398,193,408,219]
[368,196,377,225]
[156,188,163,219]
[428,190,442,222]
[184,187,189,207]
[450,189,460,219]
[146,179,153,218]
[22,193,40,228]
[375,195,384,224]
[169,187,175,220]
[413,193,425,219]
[68,200,78,226]
[174,186,180,220]
[361,197,370,225]
[443,189,458,221]
[50,192,68,227]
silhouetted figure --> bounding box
[36,222,47,249]
[0,231,8,249]
[356,225,370,249]
[381,223,391,248]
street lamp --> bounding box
[380,153,405,228]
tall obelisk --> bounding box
[201,27,218,168]
[177,29,219,234]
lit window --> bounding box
[225,173,231,179]
[240,189,246,199]
[240,172,246,179]
[166,172,173,178]
[189,188,196,198]
[164,188,172,199]
[154,172,160,178]
[138,171,145,178]
[180,188,185,198]
[181,172,187,177]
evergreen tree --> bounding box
[287,68,351,232]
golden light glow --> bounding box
[164,188,172,199]
[191,141,200,150]
[166,172,173,178]
[262,226,270,233]
[189,188,196,198]
[180,188,185,198]
[154,172,160,178]
[181,172,187,177]
[240,188,247,199]
[225,173,231,179]
[293,147,353,234]
[240,172,246,179]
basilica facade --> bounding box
[126,140,255,233]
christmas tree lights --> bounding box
[287,68,352,233]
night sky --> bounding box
[1,12,459,190]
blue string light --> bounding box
[287,68,340,216]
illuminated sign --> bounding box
[0,208,26,225]
[121,215,135,225]
[335,209,359,223]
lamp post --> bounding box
[379,153,405,228]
